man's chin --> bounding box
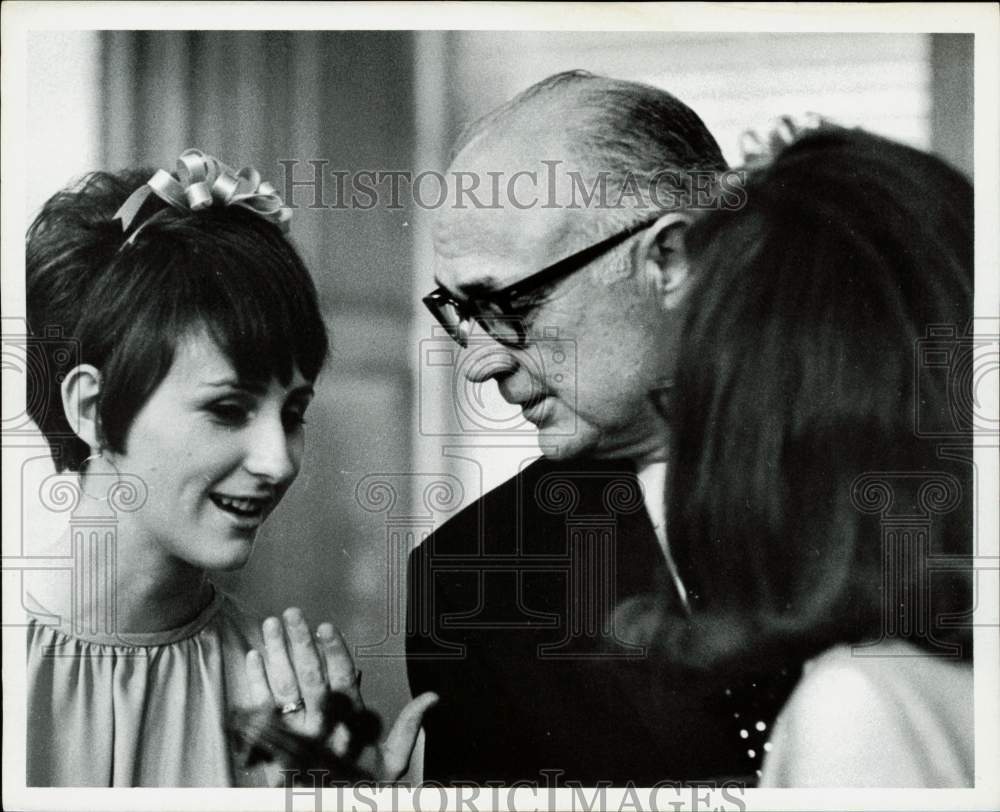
[536,424,657,464]
[535,425,597,461]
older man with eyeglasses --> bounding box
[408,71,793,787]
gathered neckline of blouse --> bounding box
[27,587,227,649]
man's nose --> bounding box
[460,340,519,383]
[244,416,298,485]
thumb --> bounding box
[378,692,439,781]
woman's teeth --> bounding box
[210,494,266,517]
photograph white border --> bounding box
[2,3,997,811]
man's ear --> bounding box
[61,364,102,452]
[637,212,693,310]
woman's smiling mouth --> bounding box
[209,493,271,519]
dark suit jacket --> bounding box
[407,456,795,786]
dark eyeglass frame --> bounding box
[423,214,662,348]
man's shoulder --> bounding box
[410,456,636,559]
[410,457,549,559]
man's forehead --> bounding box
[432,200,577,291]
[432,201,569,256]
[432,137,593,290]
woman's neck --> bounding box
[52,519,214,635]
[110,556,214,633]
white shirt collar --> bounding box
[635,459,689,610]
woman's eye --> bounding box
[283,409,307,431]
[208,402,250,425]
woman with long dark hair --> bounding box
[650,126,974,786]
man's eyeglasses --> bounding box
[423,215,661,348]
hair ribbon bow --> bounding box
[114,149,292,245]
[738,113,828,167]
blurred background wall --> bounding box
[18,29,974,733]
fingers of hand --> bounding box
[282,607,327,705]
[316,622,361,705]
[245,649,273,709]
[330,722,351,758]
[262,616,300,706]
[379,692,439,781]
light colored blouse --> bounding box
[760,640,974,787]
[26,588,270,787]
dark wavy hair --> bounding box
[642,127,974,679]
[27,168,329,472]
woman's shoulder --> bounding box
[792,640,971,706]
[760,640,973,787]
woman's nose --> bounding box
[243,415,299,484]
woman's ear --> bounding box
[637,212,694,310]
[60,364,102,451]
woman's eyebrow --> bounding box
[198,379,314,398]
[199,378,267,395]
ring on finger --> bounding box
[279,697,306,715]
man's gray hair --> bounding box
[454,70,727,223]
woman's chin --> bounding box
[212,555,253,572]
[199,537,258,572]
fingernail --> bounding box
[284,607,304,624]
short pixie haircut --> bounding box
[643,127,973,679]
[27,168,329,472]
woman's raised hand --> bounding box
[245,607,438,781]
